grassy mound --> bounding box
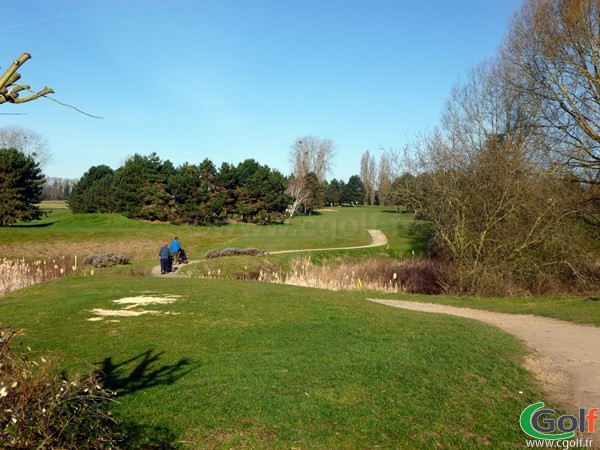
[0,275,548,447]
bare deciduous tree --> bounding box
[397,60,598,295]
[289,136,335,181]
[502,0,600,184]
[0,126,52,167]
[377,151,392,206]
[286,176,312,218]
[360,150,377,205]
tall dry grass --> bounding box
[0,256,77,297]
[260,257,444,295]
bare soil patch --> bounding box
[87,294,183,321]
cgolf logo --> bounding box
[520,402,598,440]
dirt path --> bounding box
[151,229,388,276]
[267,229,388,254]
[369,298,600,435]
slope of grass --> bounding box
[0,275,546,448]
[0,207,421,261]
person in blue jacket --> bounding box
[170,237,182,254]
[170,236,184,264]
[159,241,171,274]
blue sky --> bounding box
[2,0,522,181]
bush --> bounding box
[83,253,130,268]
[204,248,265,259]
[0,327,123,448]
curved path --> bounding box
[266,229,388,255]
[151,229,388,277]
[369,298,600,437]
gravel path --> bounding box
[369,298,600,437]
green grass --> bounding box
[39,200,69,209]
[0,275,547,448]
[2,204,597,447]
[0,206,422,261]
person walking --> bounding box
[159,241,171,274]
[170,236,181,254]
[170,236,184,264]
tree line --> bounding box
[69,153,291,225]
[69,149,368,224]
[0,133,366,228]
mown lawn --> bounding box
[0,275,546,448]
[0,206,422,261]
[2,204,596,447]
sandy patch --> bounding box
[90,308,161,317]
[114,295,181,309]
[88,294,183,321]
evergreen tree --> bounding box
[169,159,225,225]
[214,162,239,218]
[235,159,290,223]
[112,153,174,221]
[0,148,46,226]
[342,175,365,205]
[324,178,342,206]
[302,172,324,214]
[68,165,115,213]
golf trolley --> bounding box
[174,248,188,265]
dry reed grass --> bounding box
[0,256,77,297]
[1,240,156,261]
[259,257,444,295]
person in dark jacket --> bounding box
[159,241,171,274]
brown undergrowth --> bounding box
[0,328,122,448]
[275,256,444,294]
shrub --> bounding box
[204,248,265,259]
[204,249,222,260]
[0,327,123,448]
[83,253,130,268]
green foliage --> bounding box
[168,160,224,225]
[343,175,365,205]
[324,178,344,206]
[73,154,291,225]
[68,165,115,213]
[301,171,324,214]
[228,159,290,223]
[0,276,551,448]
[0,148,46,226]
[112,153,174,221]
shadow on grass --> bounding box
[97,350,197,448]
[98,349,195,396]
[382,208,413,214]
[10,220,58,228]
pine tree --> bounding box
[0,148,46,226]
